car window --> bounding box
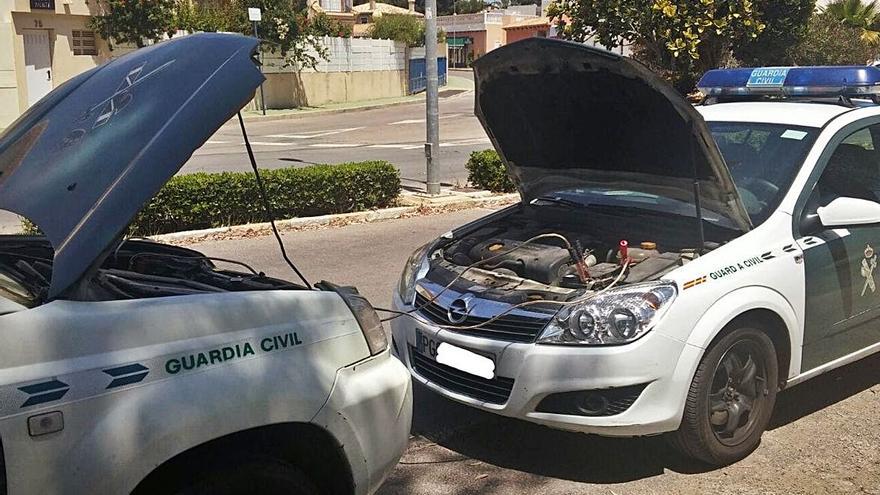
[815,124,880,206]
[709,122,819,226]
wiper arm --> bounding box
[531,196,587,209]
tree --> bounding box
[369,14,445,46]
[306,12,354,37]
[548,0,766,91]
[88,0,176,49]
[734,0,815,65]
[789,11,877,64]
[822,0,880,45]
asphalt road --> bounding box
[187,88,487,188]
[192,208,880,495]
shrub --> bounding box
[132,161,400,235]
[369,14,445,47]
[306,13,353,38]
[21,161,401,236]
[789,12,878,65]
[465,150,515,193]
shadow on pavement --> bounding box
[410,351,880,484]
[769,351,880,429]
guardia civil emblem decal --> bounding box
[861,244,877,296]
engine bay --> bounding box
[0,237,303,307]
[431,203,736,302]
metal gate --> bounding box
[408,57,448,94]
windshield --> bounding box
[530,122,818,228]
[709,122,818,225]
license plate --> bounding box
[415,331,496,379]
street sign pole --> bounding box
[424,0,441,195]
[248,7,267,116]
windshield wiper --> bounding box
[531,196,588,209]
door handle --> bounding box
[46,70,51,81]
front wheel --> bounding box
[668,326,779,465]
[175,458,319,495]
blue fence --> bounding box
[408,57,448,94]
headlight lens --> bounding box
[537,282,677,345]
[397,242,432,305]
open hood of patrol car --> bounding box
[0,33,263,299]
[473,38,753,233]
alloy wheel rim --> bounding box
[708,339,769,447]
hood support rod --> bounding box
[690,134,706,255]
[238,112,312,289]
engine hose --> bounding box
[378,233,576,324]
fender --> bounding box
[84,351,335,494]
[686,285,802,379]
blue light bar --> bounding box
[697,66,880,99]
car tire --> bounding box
[175,457,319,495]
[668,326,779,466]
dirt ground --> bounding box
[379,352,880,495]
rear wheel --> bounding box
[175,457,319,495]
[668,326,778,465]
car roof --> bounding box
[696,101,859,128]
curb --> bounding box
[236,97,422,124]
[150,192,518,244]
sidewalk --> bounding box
[237,75,475,123]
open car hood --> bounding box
[0,33,263,299]
[472,38,752,233]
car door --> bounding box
[799,120,880,371]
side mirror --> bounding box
[817,197,880,228]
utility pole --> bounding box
[424,0,441,195]
[248,7,267,116]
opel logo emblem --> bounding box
[447,295,473,324]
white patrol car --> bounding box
[0,34,411,494]
[391,38,880,465]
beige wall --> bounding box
[0,0,109,128]
[260,69,407,108]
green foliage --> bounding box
[306,12,353,37]
[788,12,877,65]
[87,0,176,49]
[454,0,488,14]
[369,14,444,46]
[465,150,515,193]
[23,161,401,235]
[173,0,242,33]
[71,161,398,236]
[734,0,815,65]
[370,14,425,46]
[92,0,330,69]
[548,0,766,91]
[821,0,880,45]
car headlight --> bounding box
[537,282,677,345]
[398,242,432,305]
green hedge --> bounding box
[465,150,515,193]
[18,161,401,236]
[130,161,400,235]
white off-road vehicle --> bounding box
[0,33,411,494]
[392,39,880,465]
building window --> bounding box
[72,30,98,56]
[322,0,342,12]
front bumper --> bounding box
[312,351,413,495]
[391,291,700,437]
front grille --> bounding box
[409,346,515,404]
[414,293,551,343]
